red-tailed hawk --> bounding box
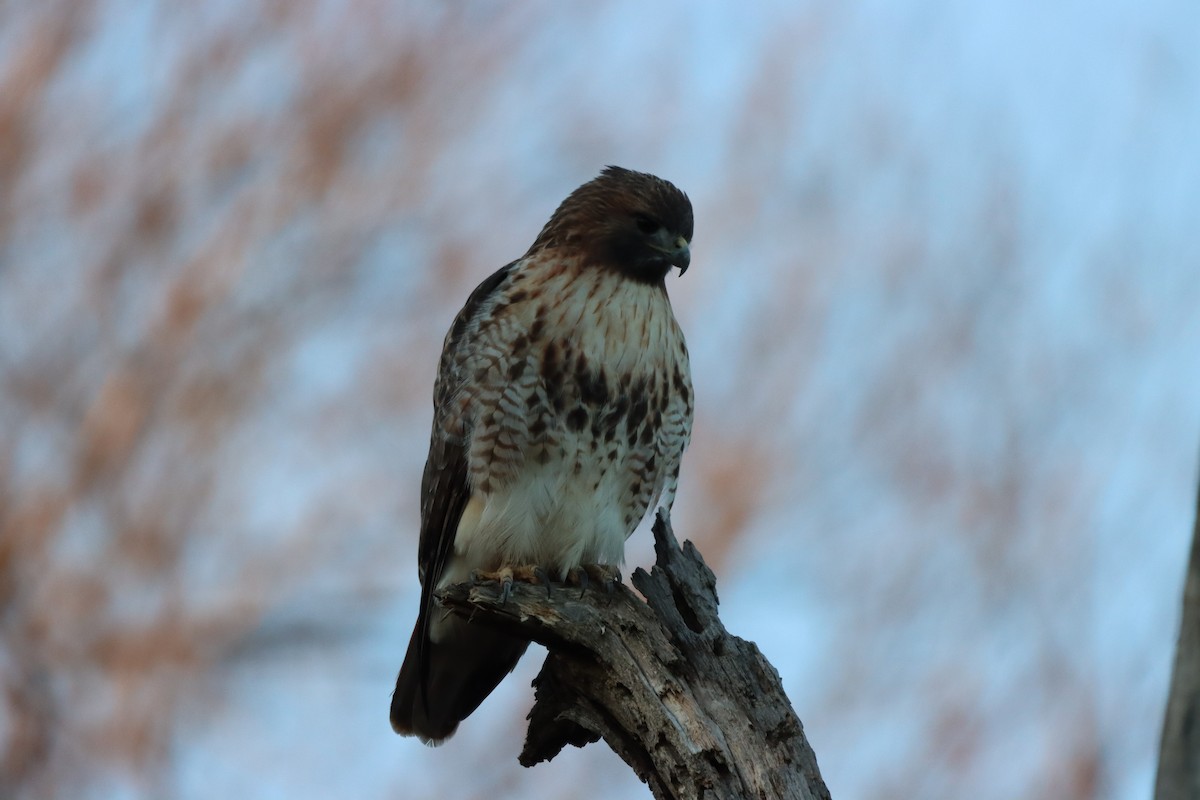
[390,166,694,743]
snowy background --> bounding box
[2,1,1198,798]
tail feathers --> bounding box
[390,615,529,745]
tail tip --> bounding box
[390,693,457,746]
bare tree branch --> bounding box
[438,510,831,800]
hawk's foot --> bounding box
[565,563,623,597]
[469,565,552,604]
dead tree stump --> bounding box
[437,510,832,800]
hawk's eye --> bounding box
[633,213,661,235]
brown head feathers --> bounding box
[527,166,693,283]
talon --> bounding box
[585,563,622,594]
[469,565,552,604]
[496,566,515,604]
[533,566,553,598]
[565,565,608,599]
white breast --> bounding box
[443,263,688,586]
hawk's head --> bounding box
[529,166,693,284]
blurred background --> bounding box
[2,1,1198,798]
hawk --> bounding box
[390,166,694,743]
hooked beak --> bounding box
[670,236,690,276]
[649,228,691,276]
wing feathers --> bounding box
[406,262,518,719]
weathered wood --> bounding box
[1155,464,1200,800]
[437,510,831,800]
